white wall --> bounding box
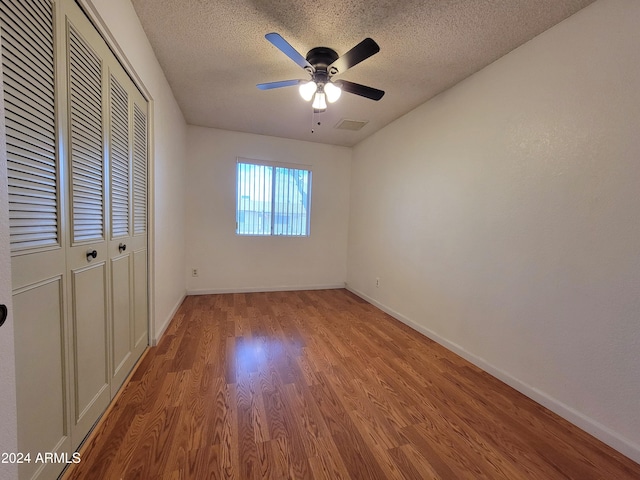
[85,0,188,341]
[347,0,640,462]
[186,127,350,293]
[0,58,18,480]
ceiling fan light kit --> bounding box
[257,33,384,113]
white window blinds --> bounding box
[236,160,311,236]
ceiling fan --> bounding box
[257,33,385,112]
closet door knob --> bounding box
[87,250,97,261]
[119,243,127,253]
[0,304,7,328]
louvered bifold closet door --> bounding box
[108,62,148,393]
[2,1,150,476]
[1,1,73,479]
[107,67,134,393]
[131,98,148,361]
[65,8,111,448]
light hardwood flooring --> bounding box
[63,289,640,479]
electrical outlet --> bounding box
[192,268,198,277]
[376,277,380,288]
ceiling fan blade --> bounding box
[334,80,385,101]
[265,33,314,71]
[328,38,380,75]
[257,79,302,90]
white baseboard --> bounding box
[152,290,187,346]
[186,283,345,296]
[346,285,640,465]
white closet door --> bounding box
[2,2,150,475]
[108,67,134,393]
[131,100,148,357]
[65,11,110,445]
[1,1,71,479]
[108,63,148,393]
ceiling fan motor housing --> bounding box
[306,47,339,78]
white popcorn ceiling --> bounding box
[130,0,595,147]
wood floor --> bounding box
[63,289,640,479]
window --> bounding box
[236,159,312,236]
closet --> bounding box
[0,0,149,478]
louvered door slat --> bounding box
[5,96,54,133]
[7,193,55,207]
[5,102,56,140]
[67,63,100,97]
[2,60,54,110]
[70,130,103,157]
[1,0,58,251]
[133,103,147,235]
[9,206,56,219]
[73,191,103,202]
[5,0,53,36]
[72,176,102,189]
[3,0,53,55]
[69,151,101,170]
[1,24,54,83]
[69,94,102,135]
[69,88,102,119]
[8,158,55,177]
[3,86,53,125]
[8,190,57,204]
[4,137,55,168]
[68,24,104,243]
[2,33,54,82]
[7,166,55,185]
[9,224,57,235]
[21,0,51,22]
[73,188,103,201]
[2,6,53,73]
[2,51,53,94]
[6,123,56,150]
[72,164,103,181]
[109,74,129,239]
[9,221,57,234]
[68,74,101,110]
[6,232,57,245]
[4,84,55,126]
[68,34,100,76]
[2,55,54,103]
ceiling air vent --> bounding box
[335,119,368,131]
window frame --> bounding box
[235,158,313,237]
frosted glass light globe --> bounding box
[299,81,316,101]
[312,91,327,110]
[324,82,342,103]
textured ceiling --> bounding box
[130,0,595,147]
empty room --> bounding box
[0,0,639,479]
